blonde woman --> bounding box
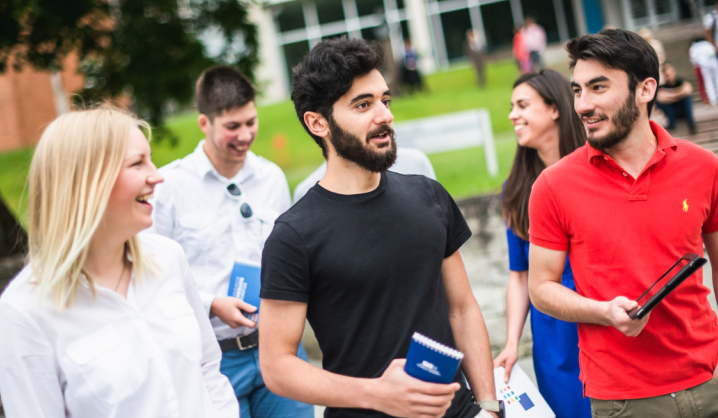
[0,106,238,417]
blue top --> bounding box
[506,226,590,418]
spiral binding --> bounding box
[412,332,465,360]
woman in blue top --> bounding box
[493,70,590,418]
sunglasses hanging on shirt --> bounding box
[225,183,253,219]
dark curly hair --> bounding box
[291,37,383,157]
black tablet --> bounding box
[628,253,707,320]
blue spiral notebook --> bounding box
[227,262,261,322]
[404,332,464,384]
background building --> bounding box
[251,0,713,102]
[0,54,82,153]
[0,0,713,151]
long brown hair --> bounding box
[503,70,586,240]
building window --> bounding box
[361,26,385,41]
[561,0,578,38]
[357,0,385,16]
[276,2,306,33]
[274,0,408,93]
[481,1,515,51]
[316,0,346,25]
[439,9,473,62]
[323,32,349,41]
[654,0,672,15]
[520,0,561,43]
[631,0,649,19]
[283,40,310,86]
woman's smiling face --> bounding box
[509,82,559,150]
[103,126,164,239]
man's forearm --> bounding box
[263,353,375,408]
[450,303,496,401]
[676,90,692,101]
[260,298,462,417]
[530,280,609,325]
[658,91,681,104]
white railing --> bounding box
[393,108,498,177]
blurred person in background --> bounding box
[401,38,424,94]
[464,29,487,88]
[521,18,546,73]
[513,25,532,74]
[656,62,696,134]
[690,37,718,106]
[0,106,238,417]
[494,70,589,418]
[150,66,314,418]
[703,1,718,54]
[638,28,666,73]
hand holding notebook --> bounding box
[372,358,459,418]
[228,262,262,322]
[404,332,464,384]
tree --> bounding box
[0,0,259,261]
[0,0,259,131]
[0,197,25,259]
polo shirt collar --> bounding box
[185,140,257,183]
[587,120,678,162]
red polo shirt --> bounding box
[529,121,718,400]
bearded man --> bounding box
[257,38,501,418]
[528,29,718,417]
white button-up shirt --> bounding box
[150,141,291,340]
[0,233,238,418]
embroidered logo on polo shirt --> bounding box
[683,199,689,212]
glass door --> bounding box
[627,0,678,29]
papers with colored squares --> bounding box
[498,385,535,410]
[493,365,555,418]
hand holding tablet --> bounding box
[628,253,707,320]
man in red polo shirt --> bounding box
[528,29,718,416]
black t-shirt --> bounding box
[660,76,685,90]
[261,172,478,418]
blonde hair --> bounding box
[28,105,157,309]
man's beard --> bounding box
[327,116,397,173]
[583,91,640,152]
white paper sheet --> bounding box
[493,365,555,418]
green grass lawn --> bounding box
[0,60,521,224]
